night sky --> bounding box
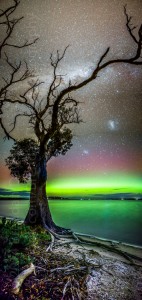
[0,0,142,196]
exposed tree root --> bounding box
[71,234,137,265]
[39,202,73,239]
[46,233,55,252]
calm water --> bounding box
[0,200,142,246]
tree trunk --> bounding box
[24,154,72,237]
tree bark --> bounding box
[24,154,72,237]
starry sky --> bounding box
[0,0,142,195]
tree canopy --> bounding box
[6,128,73,182]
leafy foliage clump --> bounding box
[47,127,73,157]
[6,131,73,183]
[0,218,50,271]
[5,139,39,183]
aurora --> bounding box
[0,172,142,198]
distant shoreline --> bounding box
[0,197,142,201]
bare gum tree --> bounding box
[0,1,142,237]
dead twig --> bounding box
[62,276,71,299]
[50,264,74,273]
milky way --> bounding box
[0,0,142,190]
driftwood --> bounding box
[11,263,36,294]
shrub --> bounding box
[0,218,50,271]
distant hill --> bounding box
[0,188,142,200]
[0,188,29,199]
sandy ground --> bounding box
[53,238,142,300]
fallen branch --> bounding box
[11,263,36,295]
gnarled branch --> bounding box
[0,0,38,58]
[124,4,138,44]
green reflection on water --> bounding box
[0,199,142,246]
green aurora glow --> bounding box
[1,173,142,197]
